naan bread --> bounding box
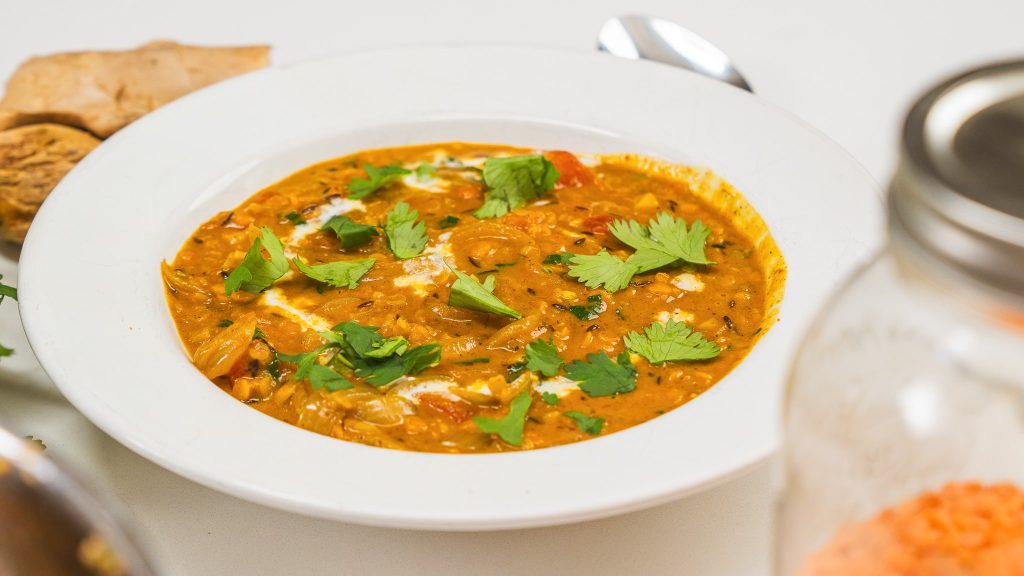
[0,41,269,138]
[0,124,100,243]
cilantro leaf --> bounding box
[540,391,560,405]
[623,319,721,363]
[566,251,638,292]
[0,275,16,302]
[448,269,522,319]
[284,211,306,226]
[224,226,290,295]
[453,357,490,365]
[399,343,442,375]
[415,163,437,181]
[525,339,562,377]
[363,336,409,358]
[0,276,13,358]
[217,319,234,328]
[474,155,559,218]
[647,213,713,265]
[322,215,379,249]
[332,321,384,357]
[266,354,282,381]
[348,164,410,199]
[308,364,354,391]
[610,213,714,273]
[505,362,528,383]
[565,351,637,397]
[564,411,605,435]
[438,215,460,229]
[293,257,374,289]
[567,294,606,320]
[383,202,428,259]
[281,322,440,387]
[278,344,337,381]
[543,252,575,265]
[354,343,441,386]
[473,390,533,446]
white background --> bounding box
[0,0,1021,574]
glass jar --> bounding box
[776,61,1024,574]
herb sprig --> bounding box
[474,155,559,218]
[224,226,290,296]
[348,164,410,199]
[623,319,720,363]
[383,202,428,259]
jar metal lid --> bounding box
[892,60,1024,297]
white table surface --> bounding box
[0,1,1020,573]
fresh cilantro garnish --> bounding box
[292,257,374,289]
[252,327,267,341]
[0,342,13,358]
[565,351,637,397]
[567,294,606,320]
[331,321,380,356]
[383,202,428,259]
[473,390,533,446]
[278,341,351,390]
[308,364,354,391]
[0,276,17,303]
[224,226,290,295]
[438,215,460,229]
[453,357,490,365]
[543,252,574,265]
[330,321,439,385]
[610,213,714,272]
[415,163,437,181]
[283,211,306,226]
[474,155,559,218]
[505,362,528,383]
[348,163,410,199]
[279,321,440,388]
[278,344,335,382]
[525,339,562,377]
[217,319,234,328]
[363,336,409,358]
[566,251,638,292]
[322,215,379,249]
[540,392,560,405]
[266,354,282,381]
[564,411,604,435]
[623,319,721,363]
[561,214,714,293]
[448,270,522,319]
[354,343,441,386]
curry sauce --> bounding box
[163,143,784,453]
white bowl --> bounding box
[18,46,881,530]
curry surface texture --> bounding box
[163,143,784,453]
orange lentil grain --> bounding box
[802,483,1024,576]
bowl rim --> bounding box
[18,44,882,529]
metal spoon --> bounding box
[598,15,753,92]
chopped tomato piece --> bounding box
[226,355,258,382]
[583,214,615,235]
[544,150,594,188]
[419,393,473,423]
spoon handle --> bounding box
[598,15,753,93]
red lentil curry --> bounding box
[162,143,785,453]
